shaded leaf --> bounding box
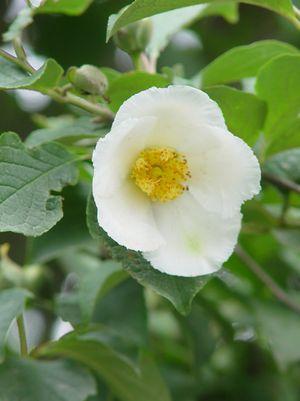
[40,332,171,401]
[0,357,97,401]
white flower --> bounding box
[92,86,261,277]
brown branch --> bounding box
[235,244,300,315]
[262,171,300,194]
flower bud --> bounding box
[113,19,153,54]
[68,65,108,95]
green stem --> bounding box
[0,48,33,74]
[16,314,28,357]
[13,39,35,74]
[47,89,114,121]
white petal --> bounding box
[113,86,226,131]
[187,125,261,217]
[96,180,164,252]
[92,116,156,197]
[143,193,241,277]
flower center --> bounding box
[131,147,191,202]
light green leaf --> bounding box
[26,117,107,147]
[146,3,238,58]
[86,195,210,315]
[40,333,171,401]
[0,132,78,237]
[0,357,97,401]
[256,54,300,154]
[0,288,31,359]
[106,72,170,112]
[36,0,93,15]
[205,86,266,146]
[256,302,300,367]
[263,148,300,183]
[107,0,296,40]
[3,7,33,42]
[201,40,298,87]
[0,57,63,91]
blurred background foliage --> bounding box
[1,1,300,401]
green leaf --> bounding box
[263,148,300,183]
[86,195,210,315]
[92,279,147,347]
[79,260,127,323]
[36,0,93,15]
[0,288,30,360]
[0,57,63,91]
[201,40,298,87]
[106,72,170,112]
[26,117,106,148]
[26,184,92,264]
[256,54,300,154]
[0,132,78,237]
[2,7,33,42]
[205,86,266,146]
[0,357,97,401]
[107,0,296,40]
[255,302,300,367]
[40,333,171,401]
[146,3,238,58]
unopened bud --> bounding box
[68,65,108,95]
[113,19,153,54]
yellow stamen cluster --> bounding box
[131,147,191,202]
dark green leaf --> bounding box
[26,184,92,264]
[201,40,298,87]
[0,132,78,236]
[0,288,31,359]
[256,54,300,154]
[106,72,170,112]
[205,85,266,146]
[0,58,63,91]
[0,357,97,401]
[86,194,210,315]
[40,333,171,401]
[80,260,127,323]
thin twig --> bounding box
[16,314,28,357]
[262,171,300,194]
[235,245,300,315]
